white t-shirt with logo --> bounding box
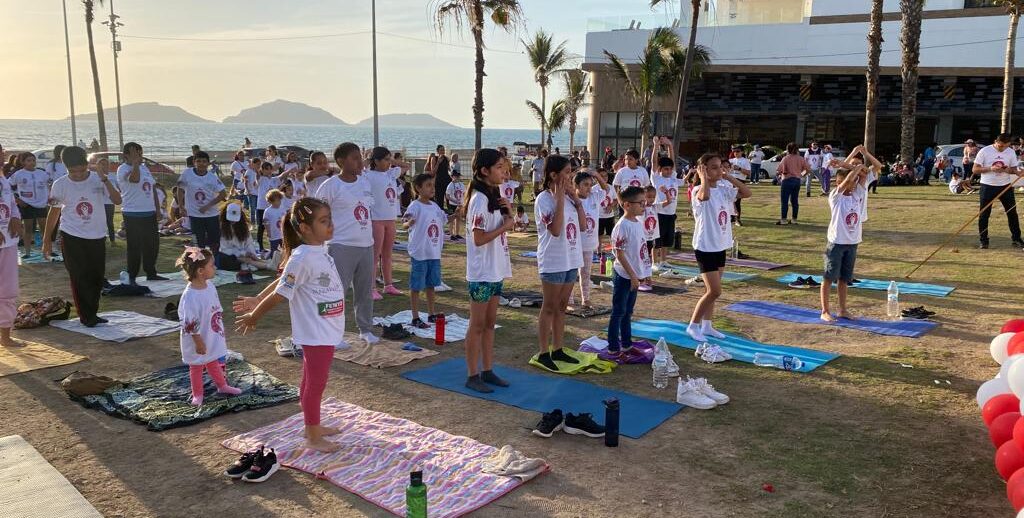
[243,169,259,195]
[729,157,751,180]
[178,283,227,366]
[116,163,156,213]
[263,205,286,241]
[445,181,466,208]
[651,175,684,216]
[178,168,225,218]
[749,149,764,165]
[275,244,346,348]
[230,160,245,189]
[50,172,109,240]
[976,145,1021,186]
[691,183,737,253]
[579,187,604,252]
[403,200,447,261]
[531,158,545,182]
[599,188,616,219]
[317,175,374,247]
[0,176,21,249]
[642,205,660,242]
[612,217,652,279]
[500,181,520,203]
[11,168,50,209]
[828,185,866,245]
[46,161,68,184]
[466,192,512,282]
[805,149,824,170]
[366,169,401,221]
[612,166,651,191]
[256,175,281,210]
[534,191,584,274]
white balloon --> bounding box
[979,377,1012,408]
[1010,360,1024,399]
[1001,355,1024,380]
[993,333,1017,365]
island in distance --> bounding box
[68,101,212,123]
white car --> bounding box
[31,148,57,164]
[760,148,847,181]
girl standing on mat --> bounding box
[534,155,586,372]
[366,147,403,298]
[177,247,242,406]
[462,149,513,393]
[235,197,345,453]
[574,170,605,309]
[687,153,751,343]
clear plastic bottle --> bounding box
[652,356,669,388]
[886,281,900,320]
[753,352,804,371]
[655,337,679,377]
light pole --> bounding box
[62,0,77,144]
[103,0,125,149]
[371,0,379,146]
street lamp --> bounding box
[371,0,379,147]
[102,0,125,149]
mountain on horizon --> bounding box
[68,101,212,123]
[354,113,459,129]
[222,99,347,125]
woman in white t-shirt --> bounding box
[462,149,514,393]
[687,153,751,343]
[533,155,586,372]
[574,170,604,308]
[366,147,404,297]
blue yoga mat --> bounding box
[631,319,840,373]
[519,251,538,258]
[776,274,954,297]
[663,264,757,282]
[401,358,682,438]
[725,300,938,338]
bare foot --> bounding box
[303,425,342,437]
[838,311,855,320]
[820,313,836,322]
[305,437,341,453]
[0,337,26,347]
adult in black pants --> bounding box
[432,145,451,210]
[972,133,1024,249]
[42,146,121,327]
[117,142,166,283]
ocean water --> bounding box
[0,119,588,160]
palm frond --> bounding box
[432,0,468,36]
[525,100,545,126]
[561,69,589,110]
[547,100,568,134]
[482,0,525,33]
[603,50,640,99]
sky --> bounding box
[0,0,677,129]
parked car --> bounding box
[86,152,175,175]
[935,143,985,173]
[242,145,313,166]
[31,148,57,164]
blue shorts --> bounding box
[824,242,858,283]
[409,258,441,291]
[468,281,503,302]
[539,269,579,285]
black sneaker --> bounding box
[979,242,990,250]
[533,409,564,438]
[465,374,494,393]
[427,314,438,324]
[164,302,179,321]
[849,278,861,284]
[94,317,109,324]
[1014,240,1024,250]
[787,277,809,289]
[236,271,256,285]
[736,251,751,260]
[563,413,606,438]
[381,323,411,340]
[550,348,579,364]
[410,318,430,329]
[480,369,509,387]
[805,277,822,288]
[147,274,170,281]
[224,447,262,479]
[242,448,280,483]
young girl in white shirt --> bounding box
[533,155,586,373]
[177,247,242,406]
[687,153,752,342]
[574,171,605,308]
[463,149,514,393]
[445,170,467,241]
[236,197,346,453]
[366,147,404,298]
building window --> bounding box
[965,0,999,7]
[598,111,641,155]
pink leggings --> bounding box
[300,345,334,426]
[372,220,397,285]
[189,360,231,398]
[0,246,18,328]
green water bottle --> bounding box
[406,470,427,518]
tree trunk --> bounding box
[670,0,701,152]
[568,111,576,153]
[864,0,883,153]
[640,96,651,155]
[899,0,923,164]
[1002,9,1020,134]
[85,1,107,152]
[540,85,547,150]
[471,1,485,151]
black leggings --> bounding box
[104,204,115,243]
[124,213,159,281]
[255,208,266,251]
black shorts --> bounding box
[598,216,614,236]
[20,205,49,219]
[694,249,727,273]
[655,213,676,248]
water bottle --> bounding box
[732,241,739,259]
[655,337,679,377]
[434,314,446,345]
[753,352,804,372]
[405,470,427,518]
[119,270,130,285]
[886,281,900,320]
[652,356,669,389]
[603,397,620,447]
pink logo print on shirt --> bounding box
[427,222,440,242]
[353,203,370,226]
[211,310,224,335]
[195,191,207,203]
[586,216,595,232]
[566,222,578,246]
[639,240,649,263]
[644,216,657,233]
[615,235,627,249]
[717,210,729,229]
[385,187,396,202]
[540,212,553,227]
[142,182,151,193]
[75,201,94,219]
[504,186,514,199]
[0,204,10,221]
[845,211,860,229]
[667,187,677,200]
[629,179,641,187]
[601,195,611,208]
[473,214,485,230]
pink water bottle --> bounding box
[434,314,446,345]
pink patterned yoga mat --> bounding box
[222,398,545,517]
[667,252,790,270]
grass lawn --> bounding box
[1,183,1019,517]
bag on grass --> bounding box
[14,296,72,329]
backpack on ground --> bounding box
[14,296,72,329]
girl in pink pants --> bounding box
[366,147,404,298]
[0,173,22,346]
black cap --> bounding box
[410,470,423,486]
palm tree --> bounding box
[527,100,567,149]
[433,0,524,150]
[83,0,108,151]
[997,0,1024,133]
[898,0,925,164]
[523,30,571,150]
[651,0,702,150]
[864,0,884,153]
[560,69,589,153]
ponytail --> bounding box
[464,148,504,215]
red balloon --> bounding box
[1008,467,1024,501]
[997,440,1024,480]
[992,412,1021,447]
[984,393,1021,427]
[1009,333,1024,357]
[1005,320,1024,334]
[1012,480,1024,511]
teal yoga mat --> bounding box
[776,274,954,297]
[632,319,840,373]
[725,300,938,338]
[401,358,682,438]
[663,264,757,282]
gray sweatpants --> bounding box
[328,243,374,334]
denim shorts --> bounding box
[409,258,441,291]
[539,269,579,285]
[468,281,503,302]
[824,242,858,283]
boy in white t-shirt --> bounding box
[262,189,287,254]
[513,205,530,232]
[820,163,868,321]
[445,171,466,241]
[606,186,651,354]
[640,186,660,290]
[402,174,447,328]
[651,156,683,269]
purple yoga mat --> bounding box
[667,252,789,270]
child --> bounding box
[42,146,121,327]
[728,148,751,225]
[230,151,246,201]
[217,202,269,280]
[255,162,282,252]
[10,152,49,258]
[575,171,605,308]
[596,167,617,251]
[651,156,684,268]
[611,148,650,204]
[366,147,403,298]
[0,163,23,347]
[176,150,226,253]
[280,181,297,212]
[177,247,242,406]
[402,174,447,328]
[534,155,586,372]
[500,160,520,205]
[820,162,868,322]
[640,186,660,290]
[949,171,976,195]
[445,170,466,241]
[235,197,346,453]
[687,153,752,342]
[117,142,164,284]
[262,189,287,254]
[513,205,530,232]
[606,186,650,355]
[304,151,332,195]
[463,149,513,393]
[243,157,261,223]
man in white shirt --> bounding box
[804,141,824,197]
[531,149,548,201]
[973,133,1024,249]
[748,145,764,184]
[116,142,166,284]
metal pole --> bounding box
[62,0,77,144]
[107,0,124,149]
[371,0,379,146]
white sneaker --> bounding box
[696,344,732,363]
[498,296,510,306]
[652,263,661,273]
[676,378,717,409]
[508,298,522,309]
[588,281,599,289]
[685,275,704,286]
[690,376,729,404]
[333,338,351,350]
[360,332,381,345]
[275,338,294,357]
[599,281,613,289]
[435,282,452,292]
[659,270,685,278]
